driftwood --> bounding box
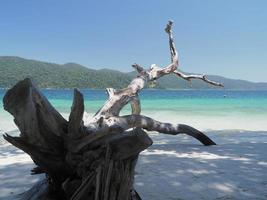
[3,21,222,200]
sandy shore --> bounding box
[0,130,267,200]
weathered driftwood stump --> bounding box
[3,21,222,200]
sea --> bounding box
[1,89,267,137]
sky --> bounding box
[0,0,266,82]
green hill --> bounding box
[1,56,267,89]
[0,56,131,89]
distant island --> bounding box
[1,56,267,90]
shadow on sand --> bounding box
[0,130,266,200]
[135,131,267,200]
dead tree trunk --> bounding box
[3,21,222,200]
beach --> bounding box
[135,131,267,200]
[1,130,267,200]
[0,89,267,199]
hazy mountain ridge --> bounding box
[1,56,266,89]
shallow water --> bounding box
[0,88,267,200]
[1,89,267,134]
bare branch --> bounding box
[173,70,224,87]
[165,20,178,65]
[106,115,216,146]
[85,20,223,126]
[132,63,145,74]
[130,95,141,115]
[154,21,179,79]
[132,63,148,79]
[106,88,116,98]
[68,89,85,139]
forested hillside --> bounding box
[1,56,267,89]
[0,56,131,89]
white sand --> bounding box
[135,131,267,200]
[0,144,44,199]
[1,130,267,200]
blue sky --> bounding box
[0,0,266,82]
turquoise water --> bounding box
[1,89,267,132]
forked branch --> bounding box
[88,21,223,127]
[173,70,224,87]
